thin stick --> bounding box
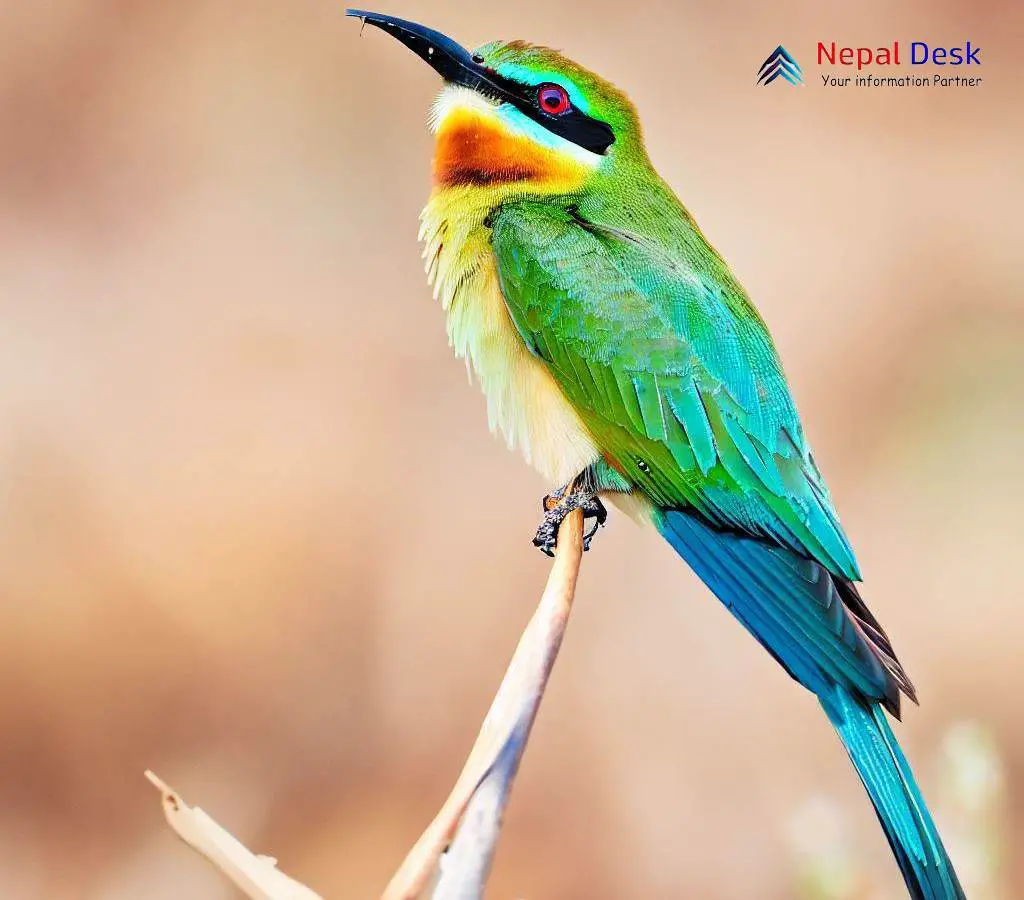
[146,508,586,900]
[383,508,585,900]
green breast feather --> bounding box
[491,200,860,582]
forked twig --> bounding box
[148,507,586,900]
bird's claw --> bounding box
[532,486,607,556]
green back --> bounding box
[491,197,860,582]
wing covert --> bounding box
[491,200,860,581]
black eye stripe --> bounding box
[527,101,615,155]
[484,70,615,155]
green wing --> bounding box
[491,200,860,581]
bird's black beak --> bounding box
[345,9,511,101]
[345,9,617,156]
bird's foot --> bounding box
[532,482,607,557]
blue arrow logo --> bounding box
[757,46,803,86]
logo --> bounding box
[757,46,803,86]
[816,41,982,88]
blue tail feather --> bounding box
[825,687,964,900]
[657,508,964,899]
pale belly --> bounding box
[420,195,600,486]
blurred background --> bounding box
[0,0,1021,897]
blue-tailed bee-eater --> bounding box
[346,11,965,898]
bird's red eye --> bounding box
[537,83,571,115]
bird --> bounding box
[345,10,965,899]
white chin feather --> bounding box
[429,85,499,132]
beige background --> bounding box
[0,1,1021,897]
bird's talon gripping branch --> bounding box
[582,513,605,551]
[533,484,606,556]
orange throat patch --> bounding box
[432,106,590,191]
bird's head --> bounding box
[347,10,648,199]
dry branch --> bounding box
[148,507,586,900]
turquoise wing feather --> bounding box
[491,198,918,712]
[491,199,858,580]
